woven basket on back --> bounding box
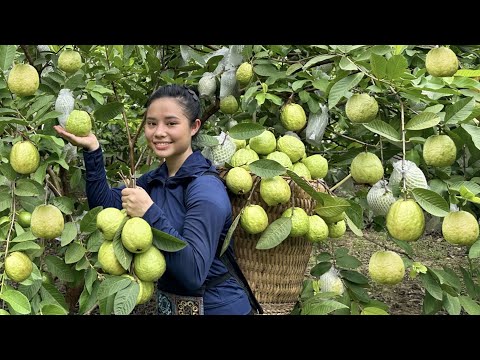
[218,168,326,315]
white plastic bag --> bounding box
[305,104,329,147]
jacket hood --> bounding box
[145,150,216,186]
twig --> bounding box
[200,97,220,124]
[47,167,63,196]
[327,127,377,148]
[20,45,35,68]
[362,232,413,260]
[330,173,352,192]
[84,303,98,315]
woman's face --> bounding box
[144,97,200,161]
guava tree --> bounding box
[0,44,479,315]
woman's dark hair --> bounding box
[145,84,202,137]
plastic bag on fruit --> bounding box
[305,104,329,147]
[55,88,75,127]
[201,131,236,167]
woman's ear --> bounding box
[191,118,201,136]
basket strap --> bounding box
[220,250,264,315]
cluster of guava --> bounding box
[96,207,166,306]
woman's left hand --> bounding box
[121,187,154,217]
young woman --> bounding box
[54,84,253,315]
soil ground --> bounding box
[305,229,471,315]
[133,229,473,315]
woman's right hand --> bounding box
[53,125,100,152]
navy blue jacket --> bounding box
[83,148,251,315]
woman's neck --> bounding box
[165,148,194,177]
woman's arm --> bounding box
[54,125,123,209]
[143,176,231,291]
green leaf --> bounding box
[85,268,97,294]
[336,255,362,269]
[361,307,389,315]
[0,45,16,70]
[445,96,475,125]
[194,134,219,148]
[113,233,132,271]
[44,255,75,282]
[385,54,408,79]
[26,95,55,119]
[14,179,41,197]
[411,188,449,217]
[79,281,100,314]
[37,110,63,125]
[41,304,68,315]
[462,124,480,151]
[469,240,480,259]
[303,54,337,70]
[313,195,351,218]
[459,295,480,315]
[0,117,28,126]
[265,93,283,106]
[391,238,414,257]
[255,93,265,106]
[363,119,401,142]
[113,282,139,315]
[310,262,332,277]
[86,229,103,252]
[422,291,442,315]
[93,102,124,122]
[420,271,443,300]
[345,282,370,303]
[65,242,86,264]
[459,184,478,201]
[0,192,11,213]
[405,112,441,131]
[339,56,357,71]
[286,63,303,75]
[430,268,461,291]
[253,64,278,77]
[370,53,387,79]
[97,276,131,300]
[0,289,31,314]
[344,212,363,237]
[446,179,480,194]
[455,69,480,77]
[460,266,479,298]
[0,108,17,115]
[228,122,265,140]
[443,293,461,315]
[220,212,241,257]
[80,206,103,234]
[340,269,369,285]
[60,222,78,246]
[0,163,16,182]
[10,241,41,252]
[75,257,90,271]
[11,230,36,243]
[40,282,69,311]
[52,196,74,215]
[287,170,323,202]
[256,217,292,250]
[328,72,364,109]
[249,159,286,178]
[65,73,85,90]
[301,300,348,315]
[152,227,188,252]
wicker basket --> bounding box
[218,169,325,315]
